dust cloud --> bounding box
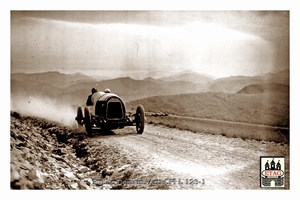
[11,95,77,127]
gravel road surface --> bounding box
[89,124,289,189]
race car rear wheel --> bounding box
[76,107,84,126]
[135,105,145,134]
[84,107,92,136]
[75,107,85,131]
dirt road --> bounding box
[10,112,289,190]
[89,124,289,189]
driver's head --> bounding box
[91,88,98,94]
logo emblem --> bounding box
[260,156,285,187]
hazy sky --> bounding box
[11,11,289,78]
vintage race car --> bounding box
[75,90,145,136]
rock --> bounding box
[16,141,26,148]
[41,154,49,162]
[117,164,130,172]
[12,179,34,189]
[21,147,31,158]
[71,163,78,168]
[78,166,89,173]
[27,169,38,180]
[27,169,45,189]
[67,153,77,160]
[101,168,114,177]
[78,180,90,190]
[76,173,84,180]
[52,149,64,155]
[11,165,20,182]
[20,161,32,170]
[85,178,93,186]
[60,168,76,180]
[11,113,134,189]
[17,133,28,141]
[37,152,42,158]
[51,154,65,162]
[61,148,69,155]
[11,129,18,139]
[69,182,78,190]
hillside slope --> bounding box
[10,112,168,190]
[237,83,289,94]
[126,92,289,127]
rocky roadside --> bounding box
[10,111,168,190]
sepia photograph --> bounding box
[5,0,298,195]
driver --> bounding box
[86,88,98,106]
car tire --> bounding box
[135,105,145,134]
[84,107,92,136]
[75,107,86,131]
[76,107,84,126]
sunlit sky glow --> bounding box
[11,11,289,78]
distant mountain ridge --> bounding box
[11,69,289,107]
[157,70,216,84]
[11,71,206,106]
[11,71,96,88]
[205,69,289,93]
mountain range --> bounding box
[11,69,289,107]
[206,69,289,93]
